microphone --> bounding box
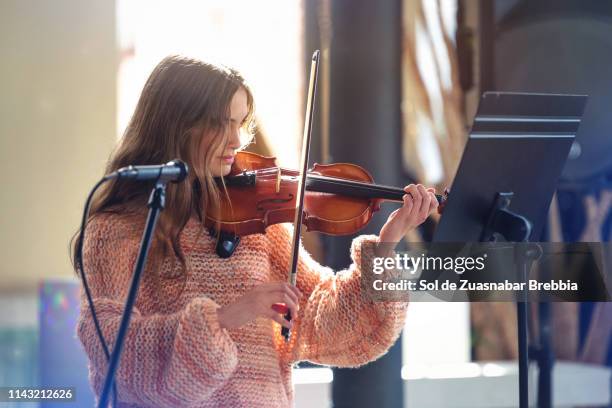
[114,160,188,183]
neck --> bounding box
[305,174,405,201]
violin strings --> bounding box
[228,168,408,199]
[309,179,404,200]
[233,169,406,198]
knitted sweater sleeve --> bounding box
[267,224,408,368]
[77,214,238,407]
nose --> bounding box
[228,126,242,149]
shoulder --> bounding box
[85,209,146,250]
[263,223,292,248]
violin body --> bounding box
[206,151,447,237]
[205,151,383,236]
[303,162,383,235]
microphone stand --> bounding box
[97,180,167,408]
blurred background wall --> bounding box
[0,0,117,290]
[0,1,116,406]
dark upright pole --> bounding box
[479,0,495,92]
[318,0,405,407]
[517,265,530,408]
[537,301,553,408]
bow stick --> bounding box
[279,50,320,341]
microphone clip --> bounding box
[208,228,240,258]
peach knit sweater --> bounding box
[78,211,408,407]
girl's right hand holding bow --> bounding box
[217,282,302,330]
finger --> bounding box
[288,283,303,299]
[403,184,415,202]
[399,195,414,219]
[407,184,421,212]
[268,311,293,329]
[417,184,431,217]
[428,192,439,212]
[272,292,299,319]
[272,283,299,305]
[268,282,300,304]
[402,193,414,207]
[426,188,439,212]
[282,282,302,299]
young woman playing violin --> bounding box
[75,55,438,408]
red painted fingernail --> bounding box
[272,303,289,314]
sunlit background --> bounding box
[116,0,304,168]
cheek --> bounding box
[199,139,222,176]
[208,158,222,177]
[208,158,233,178]
[203,140,219,160]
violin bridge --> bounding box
[276,167,281,193]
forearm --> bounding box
[292,235,408,367]
[78,296,238,406]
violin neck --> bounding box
[305,174,406,202]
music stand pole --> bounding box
[481,192,543,408]
[515,244,542,408]
[535,300,553,408]
[517,280,530,407]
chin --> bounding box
[220,165,232,177]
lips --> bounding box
[221,155,235,164]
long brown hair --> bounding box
[71,55,255,270]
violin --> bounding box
[206,151,448,237]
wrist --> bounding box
[375,237,397,257]
[377,232,399,246]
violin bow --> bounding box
[281,50,321,341]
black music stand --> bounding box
[433,92,588,408]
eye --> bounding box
[229,118,244,128]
